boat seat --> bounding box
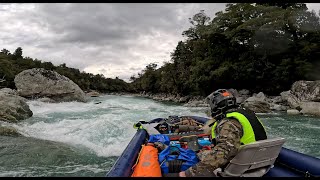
[217,137,286,177]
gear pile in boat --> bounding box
[132,116,214,177]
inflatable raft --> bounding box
[106,116,320,177]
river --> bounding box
[0,94,319,176]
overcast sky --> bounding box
[1,3,319,81]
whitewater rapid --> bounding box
[1,94,320,177]
[11,95,208,157]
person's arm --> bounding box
[184,119,243,177]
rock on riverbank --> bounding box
[14,68,87,102]
[0,88,33,123]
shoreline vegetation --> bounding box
[1,3,320,132]
[104,79,320,117]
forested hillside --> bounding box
[1,3,319,97]
[130,3,320,96]
[0,47,130,93]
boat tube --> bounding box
[106,116,320,177]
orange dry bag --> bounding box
[131,144,162,177]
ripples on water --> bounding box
[0,95,319,176]
[258,113,320,158]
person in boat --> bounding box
[179,89,267,177]
[157,122,170,134]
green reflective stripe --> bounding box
[211,121,218,139]
[226,112,256,144]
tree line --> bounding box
[1,3,320,97]
[0,47,130,93]
[130,3,320,96]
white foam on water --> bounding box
[14,114,137,157]
[27,100,98,115]
[13,95,208,158]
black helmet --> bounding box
[205,89,237,119]
[158,122,169,134]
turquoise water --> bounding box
[0,95,319,176]
[258,113,320,158]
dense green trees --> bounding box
[0,47,129,92]
[13,47,23,60]
[1,3,319,97]
[130,3,320,96]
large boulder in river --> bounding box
[0,90,33,122]
[243,101,271,113]
[280,90,300,109]
[280,80,320,116]
[291,80,320,102]
[14,68,87,102]
[243,92,271,113]
[300,102,320,116]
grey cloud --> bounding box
[0,3,235,80]
[36,3,226,46]
[37,4,180,45]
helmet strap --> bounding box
[212,112,225,122]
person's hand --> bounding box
[179,171,186,177]
[154,142,167,151]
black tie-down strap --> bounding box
[166,159,184,173]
